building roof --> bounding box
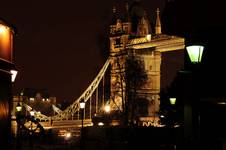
[127,34,185,52]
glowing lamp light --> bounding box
[104,105,111,113]
[146,34,151,42]
[186,45,204,63]
[98,122,104,126]
[10,69,18,82]
[30,109,35,116]
[160,115,165,118]
[16,103,22,112]
[65,132,71,139]
[79,100,85,109]
[170,98,176,105]
[0,25,7,33]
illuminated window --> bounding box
[29,97,35,101]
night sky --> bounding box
[0,0,166,102]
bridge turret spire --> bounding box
[155,8,162,35]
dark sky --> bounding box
[0,0,165,102]
[162,0,226,97]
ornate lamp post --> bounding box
[185,45,204,145]
[16,103,22,150]
[16,102,22,112]
[29,109,34,148]
[80,100,85,129]
[29,109,35,131]
[79,99,85,150]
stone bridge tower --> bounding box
[109,2,184,121]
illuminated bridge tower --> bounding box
[109,3,185,120]
[109,5,131,111]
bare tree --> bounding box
[125,53,147,125]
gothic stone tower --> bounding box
[109,3,184,121]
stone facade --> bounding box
[108,2,184,117]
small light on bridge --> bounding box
[29,97,35,101]
[80,100,85,109]
[104,105,111,113]
[30,109,35,116]
[98,122,104,126]
[146,34,151,42]
[65,132,71,139]
[217,102,226,105]
[160,115,165,118]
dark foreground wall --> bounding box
[82,126,182,150]
[0,61,13,149]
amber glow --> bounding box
[65,132,72,139]
[104,105,111,113]
[0,102,9,118]
[0,25,7,33]
[0,24,12,62]
[146,34,151,42]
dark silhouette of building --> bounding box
[0,19,16,149]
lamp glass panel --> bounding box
[186,45,204,63]
[170,98,176,105]
[80,102,85,109]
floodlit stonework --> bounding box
[109,3,184,117]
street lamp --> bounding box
[79,100,85,129]
[79,99,85,150]
[30,109,35,117]
[16,102,22,112]
[29,109,34,148]
[185,45,204,145]
[104,105,111,113]
[169,98,176,105]
[186,45,204,64]
[29,109,34,131]
[29,109,35,131]
[16,103,22,150]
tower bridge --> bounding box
[14,2,184,136]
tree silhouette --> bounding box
[125,53,147,125]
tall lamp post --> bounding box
[185,45,204,146]
[16,103,22,150]
[79,99,85,150]
[29,109,35,149]
[80,100,86,130]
